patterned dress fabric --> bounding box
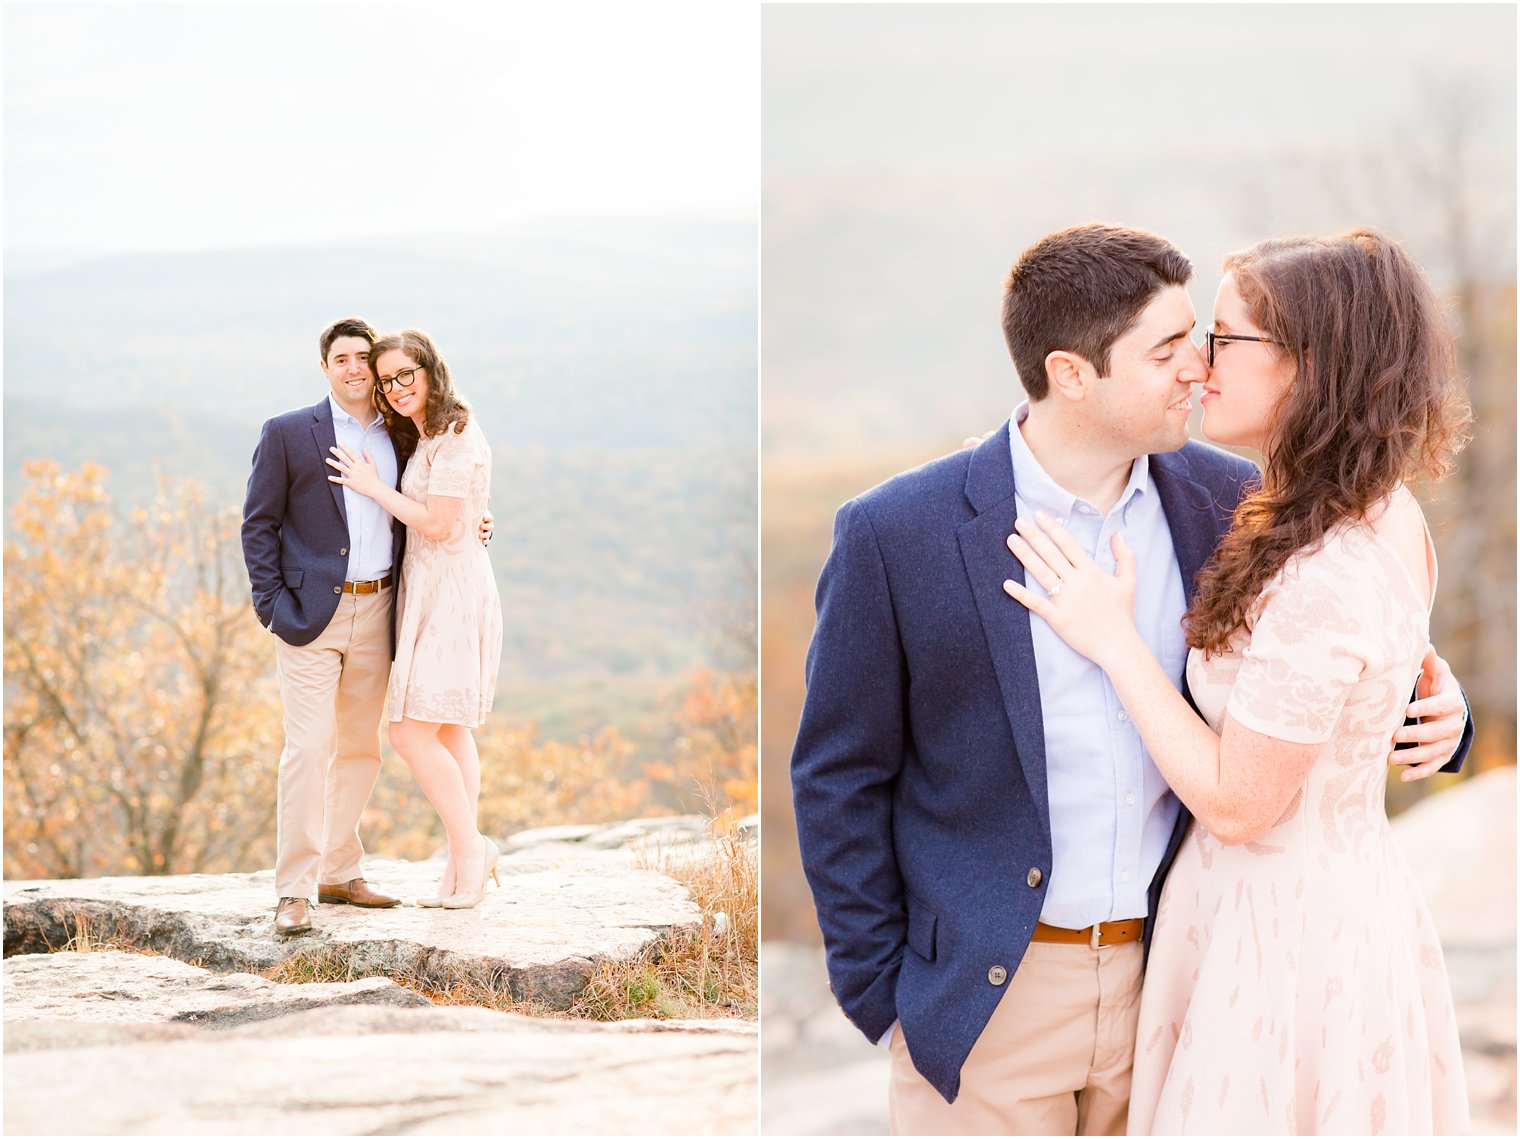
[1128,497,1469,1135]
[387,420,502,728]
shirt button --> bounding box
[988,966,1008,986]
[1026,867,1043,888]
[1117,710,1129,722]
[1121,871,1131,883]
[1126,793,1136,806]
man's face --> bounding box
[1085,285,1205,459]
[321,335,375,416]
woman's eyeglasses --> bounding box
[377,367,422,394]
[1206,331,1287,367]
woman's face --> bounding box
[1200,272,1298,453]
[375,348,429,421]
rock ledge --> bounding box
[5,827,709,1009]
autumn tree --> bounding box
[644,668,758,823]
[4,462,281,878]
[5,463,758,878]
[657,475,760,825]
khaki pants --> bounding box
[889,939,1144,1136]
[272,588,390,898]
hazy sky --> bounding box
[764,4,1516,176]
[6,3,758,256]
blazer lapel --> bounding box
[957,422,1051,839]
[311,400,348,527]
[1150,450,1222,605]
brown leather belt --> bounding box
[343,575,392,595]
[1032,919,1144,948]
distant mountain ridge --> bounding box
[6,214,756,454]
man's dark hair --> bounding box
[1001,224,1193,399]
[319,317,378,363]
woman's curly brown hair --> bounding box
[370,329,470,462]
[1186,228,1471,656]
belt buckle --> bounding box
[1090,921,1102,950]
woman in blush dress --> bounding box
[1003,229,1470,1134]
[327,329,504,910]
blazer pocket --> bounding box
[282,569,304,588]
[906,903,938,962]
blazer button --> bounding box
[333,586,342,595]
[988,966,1008,986]
[1027,867,1043,888]
[340,547,348,556]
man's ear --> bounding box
[1044,350,1094,402]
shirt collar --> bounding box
[1008,400,1150,520]
[327,394,382,430]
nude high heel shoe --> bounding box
[417,860,458,907]
[442,837,501,910]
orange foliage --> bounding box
[359,719,659,859]
[644,668,758,826]
[4,462,281,879]
[3,463,758,878]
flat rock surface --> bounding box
[762,768,1516,1135]
[5,841,702,1008]
[3,949,430,1028]
[4,818,758,1135]
[4,994,758,1135]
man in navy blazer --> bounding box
[790,225,1472,1134]
[243,317,406,935]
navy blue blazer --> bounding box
[241,398,405,649]
[790,421,1471,1105]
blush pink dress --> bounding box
[387,419,502,728]
[1128,499,1469,1135]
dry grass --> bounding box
[259,948,372,986]
[260,948,561,1017]
[39,905,208,967]
[570,819,759,1021]
[43,904,145,956]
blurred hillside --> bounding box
[5,214,757,742]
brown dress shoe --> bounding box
[274,897,312,935]
[316,877,400,908]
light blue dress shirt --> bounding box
[328,395,397,582]
[1008,401,1187,928]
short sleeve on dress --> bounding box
[426,425,478,498]
[1225,539,1372,745]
